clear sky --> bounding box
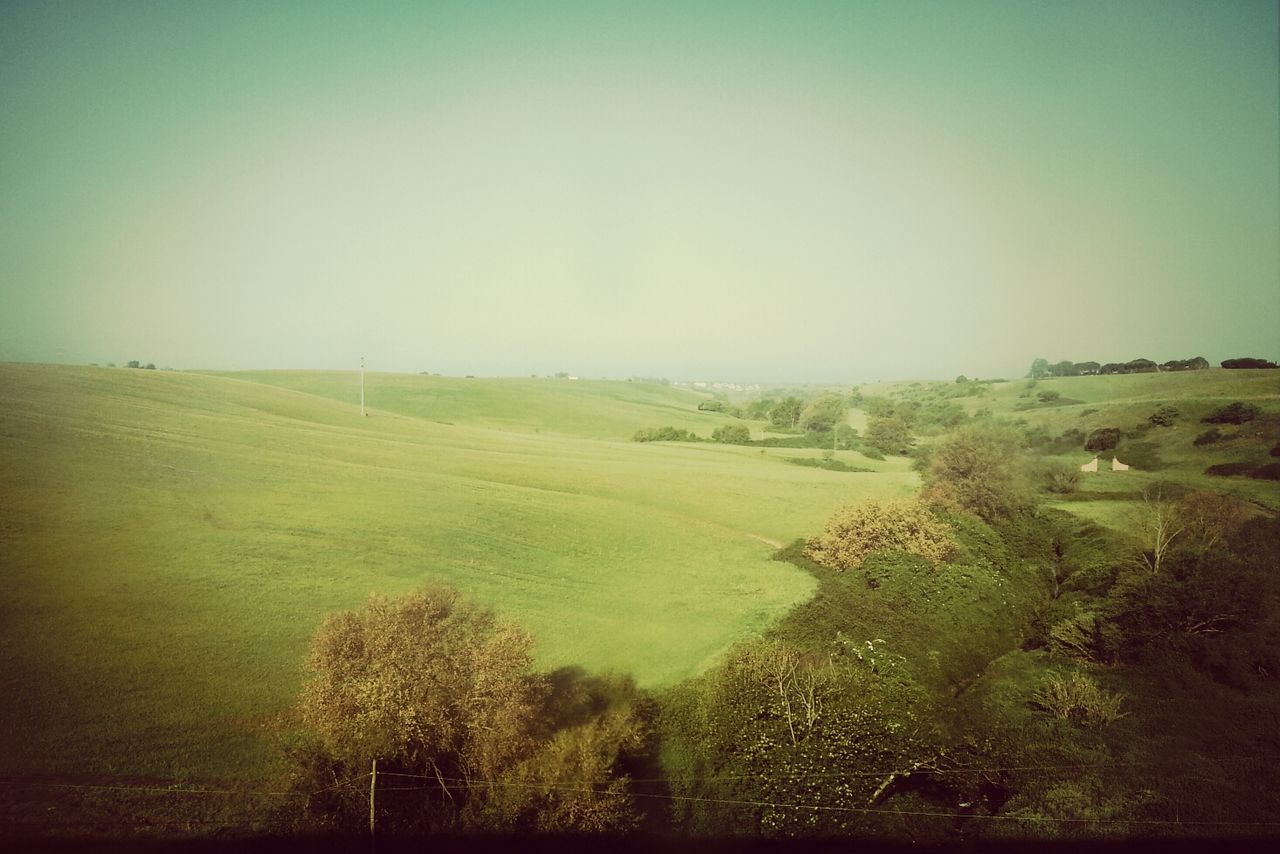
[2,1,1277,382]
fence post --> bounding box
[369,758,377,844]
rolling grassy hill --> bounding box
[204,370,740,440]
[871,369,1280,531]
[0,364,915,783]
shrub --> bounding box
[1248,463,1280,481]
[1084,428,1121,452]
[1203,402,1260,424]
[1221,357,1278,369]
[710,424,751,444]
[922,424,1034,522]
[1148,405,1178,426]
[1037,462,1080,495]
[1030,672,1126,728]
[1192,428,1223,446]
[1206,462,1252,477]
[1037,390,1061,403]
[1176,490,1249,550]
[805,498,956,572]
[632,427,698,442]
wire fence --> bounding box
[4,754,1280,837]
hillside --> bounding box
[0,364,915,783]
[204,370,739,440]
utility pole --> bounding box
[361,356,366,417]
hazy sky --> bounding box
[2,1,1277,382]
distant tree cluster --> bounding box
[1221,357,1278,369]
[125,360,157,370]
[1027,356,1208,378]
[632,427,700,443]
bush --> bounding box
[290,586,646,834]
[1030,672,1125,728]
[632,427,699,442]
[1203,402,1260,424]
[1192,428,1223,446]
[1221,357,1278,369]
[1248,463,1280,481]
[1037,390,1061,403]
[805,498,956,572]
[1037,462,1080,495]
[1148,405,1178,426]
[1206,462,1252,477]
[1084,428,1121,452]
[710,424,751,444]
[922,424,1034,522]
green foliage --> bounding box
[1028,357,1049,379]
[1037,390,1060,403]
[710,424,750,444]
[784,456,871,472]
[768,397,803,429]
[1030,671,1126,727]
[864,414,914,455]
[1036,461,1080,495]
[632,426,700,442]
[798,393,847,433]
[1106,517,1280,686]
[1148,404,1179,426]
[1084,427,1121,452]
[1202,401,1260,424]
[921,423,1034,522]
[805,499,956,572]
[661,638,943,837]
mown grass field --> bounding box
[0,364,915,784]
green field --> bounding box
[0,364,914,783]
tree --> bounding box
[296,586,541,829]
[1175,490,1248,552]
[1028,358,1050,379]
[799,393,846,434]
[1134,486,1184,574]
[1221,357,1278,369]
[921,424,1034,522]
[768,397,803,429]
[289,585,649,835]
[1084,428,1121,452]
[864,414,913,455]
[126,360,140,369]
[805,498,955,572]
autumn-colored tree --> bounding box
[806,499,956,572]
[290,584,648,834]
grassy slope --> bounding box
[870,370,1280,530]
[204,370,740,439]
[0,364,915,783]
